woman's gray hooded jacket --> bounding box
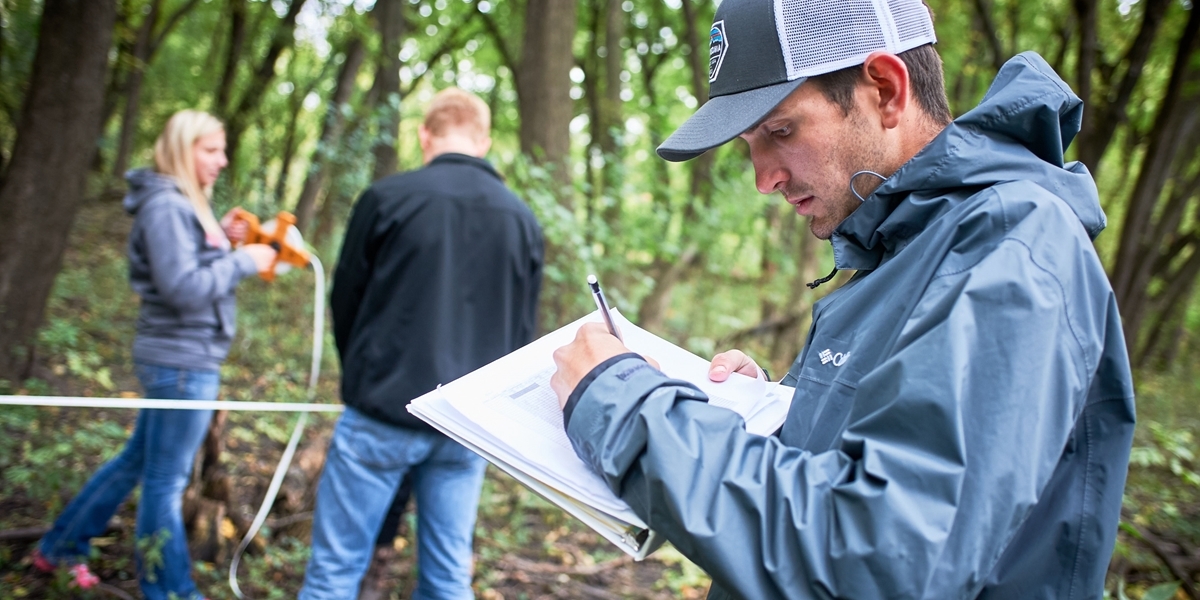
[124,169,258,371]
[562,53,1135,599]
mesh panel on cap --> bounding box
[779,0,887,77]
[888,0,935,43]
[775,0,936,79]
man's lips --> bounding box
[787,195,815,215]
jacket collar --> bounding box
[428,152,503,181]
[829,52,1100,272]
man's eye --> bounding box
[771,127,790,138]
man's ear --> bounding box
[861,52,910,130]
[476,135,493,158]
[418,124,432,150]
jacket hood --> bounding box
[123,168,184,215]
[833,52,1105,271]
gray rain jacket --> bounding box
[124,169,258,371]
[562,53,1135,599]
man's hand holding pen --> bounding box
[551,275,769,410]
[550,330,766,409]
[551,274,641,409]
[550,322,634,409]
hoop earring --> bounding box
[849,170,886,202]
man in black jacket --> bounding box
[301,88,544,600]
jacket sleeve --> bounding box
[563,237,1093,598]
[330,189,380,358]
[140,198,257,312]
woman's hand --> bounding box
[240,244,278,272]
[220,208,248,243]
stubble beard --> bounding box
[808,112,890,240]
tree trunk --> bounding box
[110,0,164,180]
[633,0,713,331]
[681,0,714,214]
[274,58,335,206]
[187,409,230,562]
[598,0,625,224]
[215,0,248,116]
[96,0,139,138]
[294,37,366,234]
[274,96,306,206]
[1074,0,1170,172]
[0,0,117,382]
[601,0,623,156]
[581,0,603,234]
[370,0,404,182]
[970,0,1008,73]
[632,39,675,332]
[518,0,578,206]
[1109,6,1200,351]
[760,204,782,323]
[222,0,308,168]
[312,171,353,247]
[1139,241,1200,368]
[1072,0,1098,164]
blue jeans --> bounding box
[300,406,487,600]
[38,361,218,600]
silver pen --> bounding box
[587,274,622,342]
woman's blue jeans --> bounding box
[38,361,218,600]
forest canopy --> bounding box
[0,0,1198,598]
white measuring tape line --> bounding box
[2,391,337,600]
[2,254,333,599]
[0,395,344,412]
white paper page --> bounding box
[408,308,794,547]
[612,312,782,424]
[423,312,635,513]
[410,397,652,558]
[411,395,645,523]
[455,367,635,514]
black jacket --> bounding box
[331,153,544,429]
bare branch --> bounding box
[400,14,480,97]
[971,0,1006,72]
[476,3,517,80]
[149,0,204,57]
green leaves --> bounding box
[1141,581,1182,600]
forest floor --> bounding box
[0,403,706,600]
[0,201,709,599]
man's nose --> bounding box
[753,157,787,195]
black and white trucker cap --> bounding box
[656,0,937,162]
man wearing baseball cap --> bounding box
[551,0,1134,598]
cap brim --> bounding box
[656,77,807,162]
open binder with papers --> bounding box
[408,310,794,559]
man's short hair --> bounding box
[810,44,953,125]
[424,87,491,140]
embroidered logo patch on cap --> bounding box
[708,20,728,83]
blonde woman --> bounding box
[32,110,275,600]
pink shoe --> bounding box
[30,548,56,574]
[30,549,100,589]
